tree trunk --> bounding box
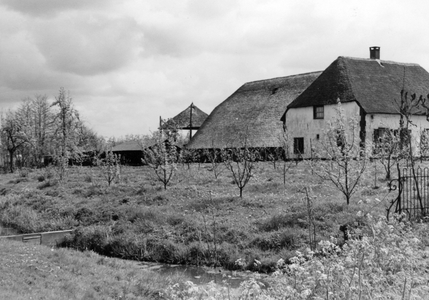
[8,150,14,173]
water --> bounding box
[139,262,268,288]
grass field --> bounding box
[1,160,429,299]
[0,238,176,299]
[0,160,395,272]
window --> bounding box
[373,127,392,154]
[313,106,324,119]
[421,129,429,157]
[294,137,304,154]
[336,129,345,149]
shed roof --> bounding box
[161,103,208,130]
[187,71,321,149]
[111,141,142,152]
[284,56,429,119]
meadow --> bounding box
[1,160,428,299]
[0,239,167,299]
[0,160,393,271]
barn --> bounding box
[186,72,321,151]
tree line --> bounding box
[0,88,102,173]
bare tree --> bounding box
[278,128,294,185]
[142,131,179,190]
[203,141,224,179]
[311,101,369,205]
[98,150,120,186]
[373,128,403,180]
[394,91,429,213]
[222,137,258,198]
[51,87,82,180]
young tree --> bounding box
[222,137,258,198]
[394,90,429,213]
[142,131,179,190]
[99,150,120,186]
[278,128,294,185]
[203,141,224,179]
[51,87,82,180]
[311,101,369,205]
[180,148,198,170]
[373,128,403,180]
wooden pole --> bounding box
[189,103,193,141]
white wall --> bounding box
[365,113,429,154]
[285,102,360,159]
[285,101,429,158]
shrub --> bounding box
[257,212,307,231]
[249,230,301,252]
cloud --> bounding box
[187,0,238,19]
[0,0,111,18]
[31,13,143,76]
[2,0,429,139]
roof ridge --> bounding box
[339,56,421,67]
[243,71,322,86]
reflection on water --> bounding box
[140,262,268,288]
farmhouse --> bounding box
[186,72,321,150]
[282,48,429,158]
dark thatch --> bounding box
[187,72,321,149]
[283,56,429,119]
[161,103,208,130]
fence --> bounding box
[0,230,73,247]
[388,167,429,219]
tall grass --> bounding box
[0,239,171,299]
[0,161,405,272]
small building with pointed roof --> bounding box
[160,103,208,142]
[283,49,429,158]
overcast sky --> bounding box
[1,0,429,138]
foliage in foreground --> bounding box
[167,213,429,299]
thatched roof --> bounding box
[283,56,429,119]
[161,103,208,130]
[111,141,142,152]
[187,72,321,149]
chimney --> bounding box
[370,46,380,59]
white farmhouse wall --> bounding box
[286,101,429,158]
[366,113,429,154]
[285,102,360,159]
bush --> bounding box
[258,212,307,231]
[249,230,301,252]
